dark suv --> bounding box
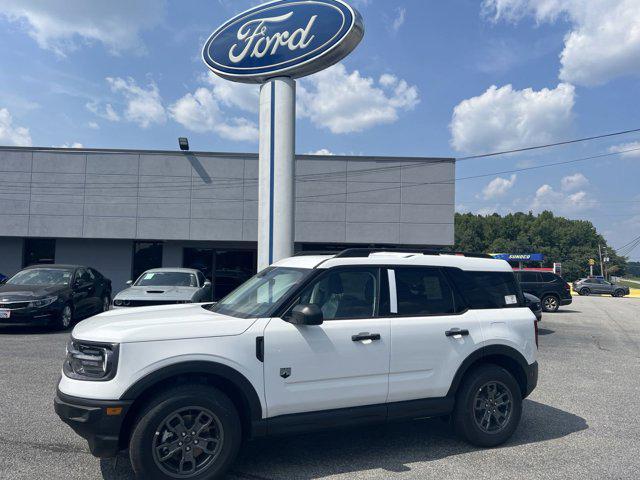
[514,271,572,312]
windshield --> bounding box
[210,267,312,318]
[8,269,73,286]
[135,272,198,287]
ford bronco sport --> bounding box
[55,249,538,479]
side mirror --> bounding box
[204,281,212,287]
[289,304,323,326]
[126,280,133,286]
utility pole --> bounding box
[598,244,605,278]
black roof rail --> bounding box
[332,248,493,259]
[294,251,340,257]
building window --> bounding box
[23,239,56,267]
[132,242,163,282]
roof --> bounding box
[275,251,512,272]
[143,268,201,274]
[24,264,82,270]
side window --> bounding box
[197,272,207,287]
[76,269,91,284]
[393,267,459,316]
[292,268,379,320]
[519,271,540,283]
[447,269,523,309]
[540,272,556,283]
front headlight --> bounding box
[30,296,58,308]
[113,299,130,307]
[63,340,119,381]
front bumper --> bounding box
[524,361,539,398]
[0,306,59,326]
[54,389,132,458]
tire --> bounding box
[541,294,560,313]
[52,304,73,331]
[453,364,522,448]
[579,288,590,296]
[129,384,242,480]
[613,290,625,298]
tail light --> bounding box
[564,283,571,291]
[534,320,539,349]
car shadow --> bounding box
[557,309,581,314]
[0,325,66,335]
[99,400,587,480]
[538,328,555,335]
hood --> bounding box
[72,303,257,343]
[0,284,68,302]
[115,286,200,301]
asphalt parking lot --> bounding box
[1,295,639,480]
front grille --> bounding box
[0,302,30,310]
[127,300,189,307]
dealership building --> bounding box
[0,146,455,299]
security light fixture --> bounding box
[178,137,190,151]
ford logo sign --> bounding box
[202,0,364,84]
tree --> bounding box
[454,211,627,281]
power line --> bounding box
[457,127,640,161]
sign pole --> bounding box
[258,77,296,270]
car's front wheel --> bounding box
[129,385,241,480]
[453,364,522,447]
[541,294,560,312]
[613,289,626,298]
[52,304,73,331]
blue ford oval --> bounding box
[202,0,364,83]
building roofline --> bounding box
[0,145,455,163]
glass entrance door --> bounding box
[183,248,256,301]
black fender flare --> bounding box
[446,345,530,398]
[120,361,263,422]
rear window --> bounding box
[540,272,558,282]
[446,269,524,309]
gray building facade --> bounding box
[0,147,455,297]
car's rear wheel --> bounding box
[129,385,241,480]
[579,288,591,296]
[453,364,522,447]
[541,294,560,313]
[52,304,73,331]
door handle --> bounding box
[445,329,470,338]
[352,333,381,342]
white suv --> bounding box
[55,249,538,480]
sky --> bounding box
[0,0,639,259]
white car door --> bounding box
[387,267,484,402]
[263,267,390,418]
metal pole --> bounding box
[257,77,296,271]
[598,244,604,277]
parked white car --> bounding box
[55,249,538,480]
[112,268,212,308]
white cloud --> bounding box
[0,0,166,56]
[482,0,640,86]
[203,72,259,114]
[391,7,407,33]
[308,149,335,155]
[450,83,575,153]
[0,108,32,146]
[170,88,258,143]
[481,174,517,200]
[530,183,593,215]
[106,77,166,128]
[561,172,589,192]
[87,121,100,130]
[54,142,83,148]
[609,141,640,158]
[298,63,419,134]
[86,101,120,122]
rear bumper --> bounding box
[524,361,538,398]
[54,389,132,458]
[560,297,573,306]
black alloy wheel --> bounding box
[130,385,241,480]
[579,288,591,296]
[541,295,559,313]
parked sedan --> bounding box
[0,265,112,330]
[112,268,212,308]
[573,278,630,297]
